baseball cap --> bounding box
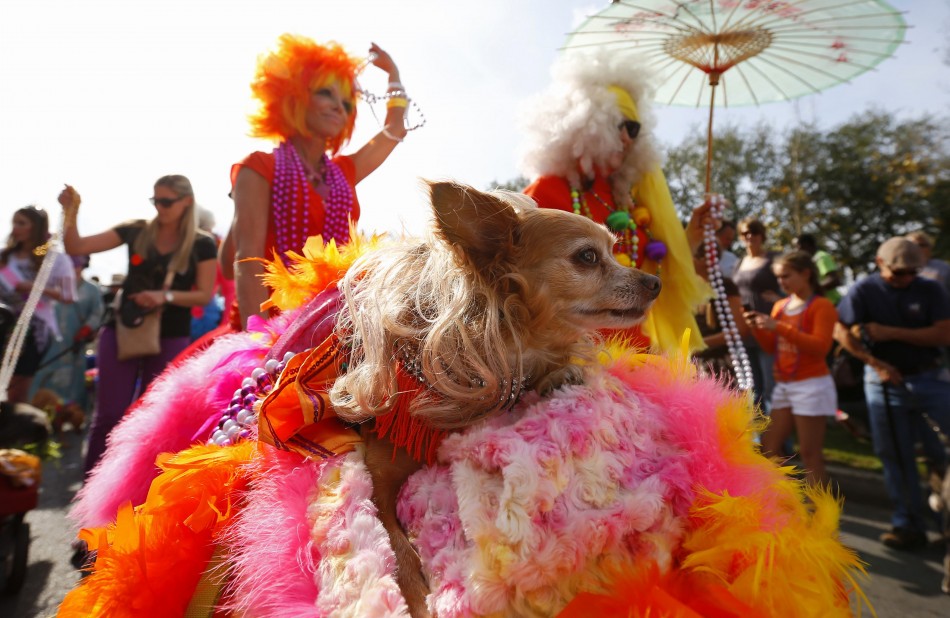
[877,237,924,270]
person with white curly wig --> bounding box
[520,51,709,354]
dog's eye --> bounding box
[575,248,599,266]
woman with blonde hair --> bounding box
[222,34,413,328]
[59,176,217,473]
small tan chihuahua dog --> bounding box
[329,181,661,616]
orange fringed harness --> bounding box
[258,334,447,465]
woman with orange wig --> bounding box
[225,35,411,328]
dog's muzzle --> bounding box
[637,273,662,300]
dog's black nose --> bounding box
[640,273,661,298]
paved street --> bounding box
[2,433,949,617]
[1,434,84,618]
[838,500,948,616]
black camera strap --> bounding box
[863,325,917,520]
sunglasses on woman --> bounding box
[150,196,183,208]
[889,267,918,277]
[618,120,641,139]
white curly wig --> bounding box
[518,50,663,210]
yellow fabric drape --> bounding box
[635,167,710,353]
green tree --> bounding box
[786,111,949,274]
[665,123,781,225]
[930,178,950,260]
[488,176,530,192]
[664,109,950,276]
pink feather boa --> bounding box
[70,328,275,529]
[221,445,326,616]
[70,293,344,531]
[224,446,408,617]
[70,342,861,616]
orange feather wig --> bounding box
[248,33,363,152]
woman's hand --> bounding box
[58,185,81,215]
[59,185,81,230]
[691,197,720,230]
[128,290,165,310]
[351,43,408,183]
[744,310,776,331]
[369,42,399,79]
[685,196,722,253]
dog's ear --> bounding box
[427,181,519,273]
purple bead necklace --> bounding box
[208,351,296,447]
[272,142,353,261]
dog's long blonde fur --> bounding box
[332,187,554,428]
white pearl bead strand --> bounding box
[703,195,754,391]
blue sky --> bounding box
[1,0,947,281]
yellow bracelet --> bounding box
[386,97,409,109]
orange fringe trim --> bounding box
[371,366,447,465]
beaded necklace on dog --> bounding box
[570,184,667,271]
[208,337,523,466]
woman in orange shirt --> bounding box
[744,251,839,486]
[223,35,411,329]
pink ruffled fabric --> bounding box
[311,451,408,617]
[399,368,694,617]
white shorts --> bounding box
[769,375,837,417]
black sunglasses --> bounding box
[150,196,183,208]
[618,120,641,139]
[890,267,918,277]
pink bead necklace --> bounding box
[272,141,353,261]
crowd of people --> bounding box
[0,31,948,612]
[700,221,950,550]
